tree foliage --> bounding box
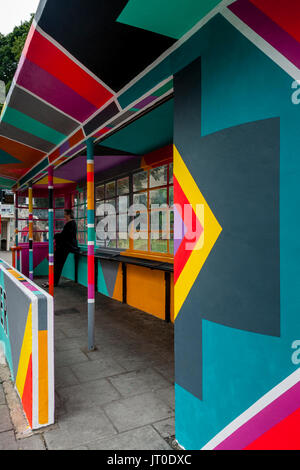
[0,15,33,109]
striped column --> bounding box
[28,184,34,281]
[48,166,54,297]
[86,138,95,351]
[15,191,20,272]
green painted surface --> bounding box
[102,99,174,154]
[61,253,75,281]
[34,257,49,276]
[0,176,16,189]
[3,107,66,145]
[117,0,223,39]
[77,256,88,287]
[0,148,20,164]
[97,260,109,297]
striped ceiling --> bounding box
[0,0,298,190]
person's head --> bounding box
[64,209,74,222]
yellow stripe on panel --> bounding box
[16,304,32,398]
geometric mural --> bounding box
[174,55,281,402]
[0,259,54,430]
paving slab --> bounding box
[152,418,175,439]
[0,384,5,405]
[109,368,171,398]
[0,404,13,433]
[17,434,46,450]
[103,392,174,433]
[44,408,117,450]
[57,378,121,411]
[71,357,125,383]
[0,431,18,450]
[88,425,171,450]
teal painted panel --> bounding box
[0,148,20,164]
[77,256,87,287]
[34,257,49,276]
[61,253,75,281]
[0,177,16,189]
[3,107,66,145]
[118,0,223,39]
[97,260,109,297]
[102,99,174,154]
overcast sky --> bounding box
[0,0,39,35]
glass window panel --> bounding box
[150,165,168,188]
[34,220,49,232]
[169,186,173,207]
[18,209,29,219]
[106,234,117,249]
[106,181,115,198]
[34,197,48,209]
[151,239,168,253]
[33,208,48,219]
[118,238,129,249]
[133,171,147,192]
[77,219,86,231]
[105,198,116,210]
[55,197,65,208]
[118,196,129,214]
[117,177,129,196]
[77,205,86,219]
[78,191,86,204]
[18,196,28,207]
[150,188,167,206]
[78,232,86,244]
[169,163,173,184]
[133,238,148,251]
[150,209,169,232]
[96,185,105,201]
[55,209,65,220]
[133,192,148,207]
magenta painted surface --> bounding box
[20,242,49,277]
[229,0,300,68]
[215,381,300,450]
[16,57,98,122]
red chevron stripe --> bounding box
[21,355,33,428]
[174,176,203,284]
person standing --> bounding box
[43,209,79,288]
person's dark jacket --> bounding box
[54,220,79,253]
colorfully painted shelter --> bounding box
[0,0,300,449]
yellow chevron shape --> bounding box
[16,303,32,398]
[36,176,75,186]
[174,145,222,320]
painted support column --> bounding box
[48,166,54,297]
[15,191,20,271]
[86,138,95,351]
[28,183,34,281]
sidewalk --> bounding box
[0,257,176,450]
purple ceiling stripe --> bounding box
[215,380,300,450]
[229,0,300,69]
[59,140,70,155]
[135,95,158,109]
[16,57,98,122]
